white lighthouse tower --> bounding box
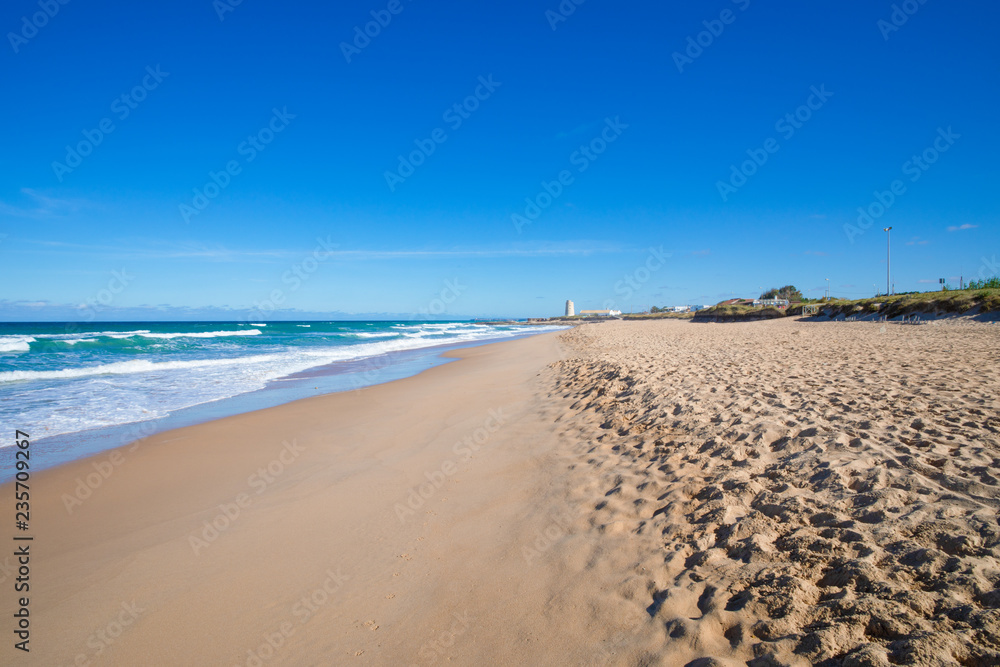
[565,300,575,317]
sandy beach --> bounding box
[550,318,1000,666]
[5,319,1000,666]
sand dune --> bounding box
[541,318,1000,666]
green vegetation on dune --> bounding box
[762,285,803,301]
[621,311,695,320]
[968,277,1000,290]
[693,288,1000,321]
[527,285,1000,324]
[693,305,787,321]
[799,288,1000,319]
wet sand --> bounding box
[5,318,1000,665]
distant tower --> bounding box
[565,300,575,317]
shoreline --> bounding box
[6,318,998,665]
[0,327,563,482]
[2,329,629,666]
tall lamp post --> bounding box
[883,227,892,296]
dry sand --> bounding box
[547,318,1000,666]
[4,318,1000,666]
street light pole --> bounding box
[883,227,892,296]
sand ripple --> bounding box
[546,318,1000,666]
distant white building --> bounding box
[579,309,622,318]
[565,300,575,317]
[753,298,790,308]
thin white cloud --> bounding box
[18,239,628,262]
[20,239,294,263]
[326,244,622,260]
[0,188,89,219]
[946,224,978,232]
[1,299,53,307]
[0,299,473,322]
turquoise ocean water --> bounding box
[0,321,561,468]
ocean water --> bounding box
[0,321,561,448]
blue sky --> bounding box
[1,0,997,320]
